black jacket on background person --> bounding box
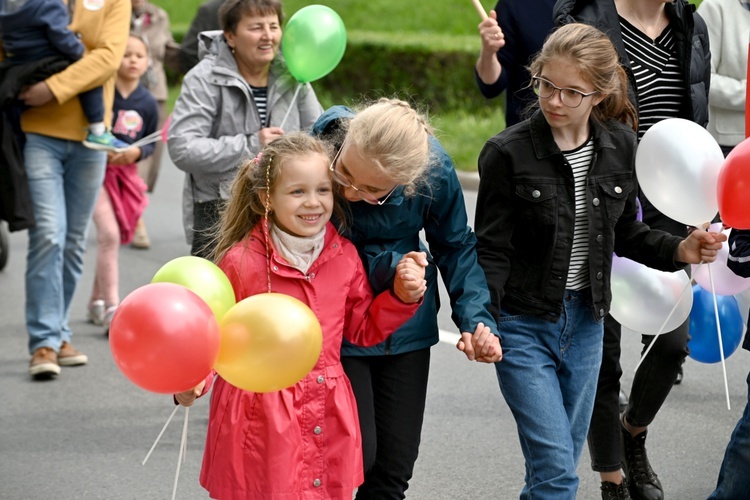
[553,0,711,127]
[475,111,686,323]
[727,228,750,348]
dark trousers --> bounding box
[191,199,222,259]
[342,348,431,500]
[78,86,104,124]
[588,208,689,472]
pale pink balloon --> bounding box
[692,227,750,296]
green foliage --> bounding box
[155,0,502,170]
[156,0,495,36]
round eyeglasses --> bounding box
[531,76,600,108]
[329,144,399,206]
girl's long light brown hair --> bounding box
[529,23,638,131]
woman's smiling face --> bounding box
[224,12,281,71]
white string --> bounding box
[142,405,180,465]
[118,129,164,152]
[707,263,731,410]
[171,406,190,500]
[278,83,302,130]
[633,261,703,373]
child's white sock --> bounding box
[89,122,106,135]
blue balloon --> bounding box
[687,285,744,364]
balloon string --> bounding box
[171,406,190,500]
[263,156,272,293]
[125,128,164,150]
[707,263,732,410]
[279,83,302,130]
[142,404,180,465]
[633,261,702,373]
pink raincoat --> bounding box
[199,222,420,499]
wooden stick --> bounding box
[471,0,488,20]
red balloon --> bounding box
[717,138,750,229]
[109,282,220,394]
[160,114,171,144]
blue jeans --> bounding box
[24,134,106,354]
[495,289,604,499]
[708,371,750,500]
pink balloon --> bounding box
[160,114,172,143]
[692,235,750,296]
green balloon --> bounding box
[282,5,347,83]
[151,256,236,322]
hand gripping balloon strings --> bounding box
[278,83,302,130]
[633,261,704,374]
[707,262,732,410]
[261,153,273,293]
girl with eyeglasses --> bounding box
[474,23,723,498]
[554,0,711,497]
[312,97,502,499]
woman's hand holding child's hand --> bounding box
[457,322,503,363]
[175,380,207,407]
[393,251,428,304]
[676,229,727,264]
[107,146,142,165]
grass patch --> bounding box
[155,0,495,36]
[158,0,505,171]
[432,107,505,171]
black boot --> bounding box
[601,479,632,500]
[621,422,663,500]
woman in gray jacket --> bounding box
[167,0,323,257]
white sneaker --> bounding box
[87,300,106,326]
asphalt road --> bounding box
[0,153,747,499]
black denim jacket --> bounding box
[475,111,686,324]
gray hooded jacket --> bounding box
[167,31,323,241]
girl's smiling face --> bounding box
[268,152,333,237]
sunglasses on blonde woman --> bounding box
[329,143,399,206]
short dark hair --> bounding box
[218,0,284,34]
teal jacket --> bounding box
[312,106,498,356]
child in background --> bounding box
[176,133,427,500]
[87,34,158,333]
[0,0,119,149]
[474,23,725,498]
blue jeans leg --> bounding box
[708,371,750,500]
[24,134,105,353]
[495,290,604,499]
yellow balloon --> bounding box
[214,293,323,392]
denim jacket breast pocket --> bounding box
[514,181,558,226]
[597,177,633,225]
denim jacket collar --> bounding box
[528,109,618,160]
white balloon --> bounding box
[610,255,693,334]
[635,118,723,227]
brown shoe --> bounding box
[131,218,150,249]
[29,347,60,379]
[58,341,88,367]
